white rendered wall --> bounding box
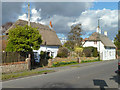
[83,41,105,53]
[33,45,59,62]
[102,48,116,60]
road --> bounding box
[2,59,120,89]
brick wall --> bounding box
[1,61,28,74]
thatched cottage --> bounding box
[5,19,61,62]
[83,25,116,60]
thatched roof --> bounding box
[85,32,116,48]
[5,19,61,46]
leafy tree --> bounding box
[63,40,75,51]
[114,30,120,50]
[68,24,83,48]
[6,25,42,52]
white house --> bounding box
[60,38,67,45]
[83,25,116,60]
[5,19,62,62]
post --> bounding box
[26,53,31,70]
[77,57,81,63]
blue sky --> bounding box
[90,2,118,10]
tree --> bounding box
[63,40,75,51]
[6,25,42,52]
[68,24,83,48]
[114,30,120,50]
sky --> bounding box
[1,1,119,41]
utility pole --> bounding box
[27,2,31,69]
[28,3,30,26]
[98,19,101,60]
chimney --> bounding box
[104,31,107,36]
[28,3,30,26]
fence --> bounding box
[2,52,27,64]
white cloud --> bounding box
[18,14,28,21]
[31,8,42,22]
[68,9,118,31]
[18,8,43,24]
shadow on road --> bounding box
[109,73,120,89]
[93,79,108,90]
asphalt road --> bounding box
[2,59,120,89]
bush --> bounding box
[83,47,98,57]
[93,48,98,57]
[74,47,83,57]
[39,51,50,66]
[57,47,69,58]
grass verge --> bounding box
[81,59,102,63]
[52,61,79,67]
[2,70,55,81]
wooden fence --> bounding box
[2,52,27,64]
[1,52,34,64]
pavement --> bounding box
[2,59,120,89]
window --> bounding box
[109,51,111,56]
[94,41,97,44]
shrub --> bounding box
[39,51,50,66]
[74,47,83,57]
[83,47,98,57]
[93,48,98,57]
[57,47,69,58]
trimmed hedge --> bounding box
[83,47,98,57]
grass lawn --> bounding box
[81,59,102,63]
[2,70,55,81]
[51,62,79,67]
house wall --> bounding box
[33,45,59,62]
[83,41,105,53]
[102,47,116,60]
